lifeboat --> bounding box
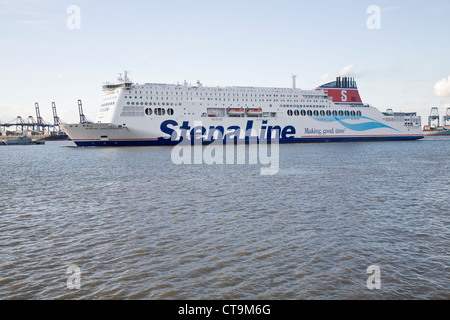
[246,108,263,116]
[228,108,245,116]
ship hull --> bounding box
[70,135,423,147]
[423,129,450,136]
[62,115,424,147]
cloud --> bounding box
[320,73,329,82]
[338,64,354,77]
[434,76,450,97]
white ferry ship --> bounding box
[62,72,424,146]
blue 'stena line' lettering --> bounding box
[160,120,178,139]
[160,120,296,141]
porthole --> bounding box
[167,108,174,116]
[145,108,152,116]
[344,111,350,116]
[357,111,362,116]
[287,110,293,116]
[300,110,306,116]
[313,110,319,116]
[307,110,313,116]
[320,110,325,116]
[351,111,356,116]
[326,110,331,116]
[155,108,166,116]
[338,111,344,116]
[294,110,299,116]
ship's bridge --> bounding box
[102,71,133,91]
[102,82,132,91]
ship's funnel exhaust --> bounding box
[292,75,297,89]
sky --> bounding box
[1,0,450,124]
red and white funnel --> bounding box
[317,77,363,104]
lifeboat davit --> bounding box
[228,108,245,116]
[246,108,263,116]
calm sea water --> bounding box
[0,137,448,300]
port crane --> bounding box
[78,99,92,124]
[0,102,65,134]
[443,108,450,127]
[52,102,62,132]
[0,100,88,135]
[428,107,439,129]
[35,103,46,133]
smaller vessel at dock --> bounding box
[423,107,450,136]
[422,126,450,136]
[44,131,69,141]
[0,136,45,145]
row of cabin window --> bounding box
[127,101,182,106]
[287,109,363,117]
[281,104,329,108]
[127,92,302,98]
[127,97,311,103]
